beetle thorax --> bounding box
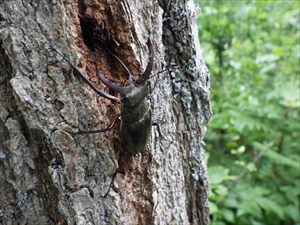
[120,82,149,123]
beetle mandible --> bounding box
[51,39,154,155]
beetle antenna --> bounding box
[147,76,165,100]
[108,49,133,81]
[149,63,180,79]
[147,64,180,100]
[49,45,120,102]
[149,68,169,79]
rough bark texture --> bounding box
[0,0,212,224]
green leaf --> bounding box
[255,54,279,63]
[246,162,257,172]
[209,201,219,215]
[234,160,246,166]
[237,196,262,218]
[260,62,276,74]
[253,141,300,169]
[210,221,227,225]
[220,208,235,223]
[284,204,300,222]
[231,145,246,155]
[208,166,230,185]
[256,197,285,220]
[215,185,228,197]
[223,197,239,208]
[279,81,300,108]
[266,150,300,169]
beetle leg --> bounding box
[152,122,172,143]
[67,113,121,135]
[101,168,118,198]
[50,46,120,102]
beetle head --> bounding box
[121,81,149,106]
[97,39,154,104]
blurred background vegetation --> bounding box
[194,0,299,224]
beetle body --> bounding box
[52,39,154,154]
[120,82,152,154]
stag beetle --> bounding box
[51,39,154,155]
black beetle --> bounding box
[51,40,154,154]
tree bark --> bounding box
[0,0,212,224]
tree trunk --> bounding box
[0,0,212,224]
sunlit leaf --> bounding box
[255,54,279,63]
[220,208,235,223]
[209,201,219,214]
[208,166,230,184]
[223,198,239,208]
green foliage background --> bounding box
[195,0,300,224]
